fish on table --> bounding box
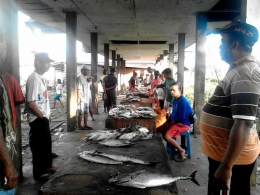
[78,152,123,165]
[108,170,200,189]
[98,139,134,147]
[83,150,158,166]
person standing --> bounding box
[150,70,161,107]
[157,68,176,112]
[103,68,118,112]
[25,52,56,181]
[128,71,138,91]
[157,74,166,109]
[0,24,23,194]
[100,69,108,113]
[200,23,260,195]
[77,65,93,130]
[87,76,95,121]
[52,79,64,110]
[144,66,154,94]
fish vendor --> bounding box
[156,82,192,162]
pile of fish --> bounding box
[78,150,157,166]
[122,96,141,102]
[85,124,153,142]
[109,105,157,119]
[108,170,200,189]
[127,90,149,97]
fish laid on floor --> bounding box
[98,139,134,147]
[108,170,200,189]
[83,150,158,166]
[78,152,123,165]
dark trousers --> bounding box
[208,157,255,195]
[29,117,52,179]
[159,99,164,109]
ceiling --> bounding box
[14,0,240,62]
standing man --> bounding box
[77,65,93,130]
[200,23,260,195]
[103,68,117,112]
[100,69,108,113]
[0,24,22,194]
[25,52,55,182]
[144,66,154,93]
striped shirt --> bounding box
[200,55,260,165]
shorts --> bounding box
[77,102,89,115]
[54,94,61,100]
[156,122,190,138]
[106,92,116,108]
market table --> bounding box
[39,133,177,195]
[120,98,151,107]
[105,116,156,131]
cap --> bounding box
[35,52,54,62]
[110,67,116,73]
[81,65,90,70]
[211,23,259,46]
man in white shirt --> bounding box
[77,65,93,130]
[25,52,55,182]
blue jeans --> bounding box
[0,187,16,195]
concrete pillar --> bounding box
[104,43,109,70]
[194,12,207,134]
[66,12,77,132]
[116,55,121,92]
[169,44,174,70]
[112,50,116,68]
[1,0,22,178]
[122,60,126,91]
[177,34,185,87]
[241,0,260,186]
[91,33,98,113]
[120,58,123,93]
[163,50,168,68]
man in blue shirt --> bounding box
[103,68,118,111]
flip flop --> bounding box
[175,156,187,162]
[47,165,57,173]
[84,126,93,130]
[52,153,58,158]
[92,118,95,121]
[78,126,88,130]
[36,173,52,182]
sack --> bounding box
[188,112,197,124]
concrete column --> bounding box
[169,44,174,70]
[112,50,116,68]
[116,55,121,92]
[122,60,126,90]
[163,50,168,68]
[91,33,98,113]
[104,43,109,70]
[194,12,207,134]
[66,12,77,132]
[241,0,260,186]
[177,33,185,87]
[1,0,22,178]
[120,58,123,93]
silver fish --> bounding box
[108,170,200,189]
[98,139,134,147]
[78,152,122,165]
[83,150,157,166]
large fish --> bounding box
[78,152,122,165]
[98,139,134,147]
[83,150,157,166]
[108,170,200,189]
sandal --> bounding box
[78,126,88,130]
[175,156,187,162]
[92,118,95,121]
[52,153,58,158]
[84,126,93,130]
[47,165,57,174]
[36,173,52,182]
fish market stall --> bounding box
[105,105,156,130]
[120,96,151,107]
[39,133,181,195]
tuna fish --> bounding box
[108,170,200,189]
[98,139,134,147]
[78,152,123,165]
[83,150,157,166]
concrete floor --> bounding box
[16,95,260,195]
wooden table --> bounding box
[105,116,156,131]
[120,98,151,107]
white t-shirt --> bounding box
[77,74,90,104]
[157,87,165,100]
[25,71,50,123]
[56,84,63,94]
[147,73,154,89]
